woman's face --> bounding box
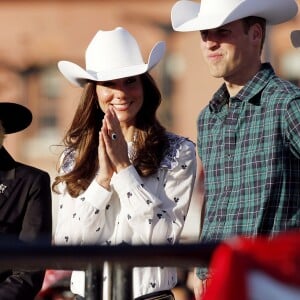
[96,75,144,127]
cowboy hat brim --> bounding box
[0,102,32,134]
[171,0,298,32]
[58,41,166,87]
[291,30,300,48]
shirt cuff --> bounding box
[111,165,142,192]
[82,179,112,209]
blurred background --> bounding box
[1,0,300,297]
[2,0,300,240]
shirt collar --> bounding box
[0,147,16,171]
[209,63,275,113]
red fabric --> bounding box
[202,231,300,300]
[38,269,72,296]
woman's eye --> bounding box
[126,77,137,84]
[102,81,114,87]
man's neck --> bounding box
[224,61,262,97]
[225,82,244,97]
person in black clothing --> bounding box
[0,102,52,300]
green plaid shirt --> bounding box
[198,63,300,244]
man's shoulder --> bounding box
[266,74,300,98]
[197,103,212,122]
[15,162,50,180]
[253,63,300,100]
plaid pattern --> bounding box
[198,63,300,243]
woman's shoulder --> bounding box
[160,132,195,170]
[165,132,194,146]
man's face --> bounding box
[0,122,4,147]
[199,19,260,85]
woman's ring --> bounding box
[111,132,117,140]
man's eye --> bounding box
[200,31,208,39]
[218,29,230,36]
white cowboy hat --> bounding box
[171,0,298,32]
[58,27,166,87]
[291,30,300,48]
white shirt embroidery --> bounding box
[0,183,7,194]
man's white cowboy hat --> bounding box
[0,102,32,134]
[171,0,298,32]
[58,27,166,87]
[291,30,300,48]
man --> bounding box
[0,102,52,299]
[171,0,300,298]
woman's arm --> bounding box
[112,139,197,244]
[54,179,113,245]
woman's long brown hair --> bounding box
[52,73,168,197]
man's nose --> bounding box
[206,33,219,48]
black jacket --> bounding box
[0,147,52,300]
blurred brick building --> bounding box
[1,0,300,237]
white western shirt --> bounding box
[54,133,196,298]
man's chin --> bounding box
[208,67,225,79]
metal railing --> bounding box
[0,239,218,300]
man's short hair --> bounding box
[242,16,266,52]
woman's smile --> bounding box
[111,102,132,111]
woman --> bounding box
[53,27,196,299]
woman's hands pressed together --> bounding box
[97,107,131,189]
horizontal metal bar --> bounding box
[0,239,218,269]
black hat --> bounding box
[0,102,32,134]
[291,30,300,48]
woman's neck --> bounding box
[121,125,136,143]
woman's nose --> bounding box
[114,87,126,99]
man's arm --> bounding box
[0,170,52,300]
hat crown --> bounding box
[57,27,165,86]
[172,0,298,32]
[200,0,240,17]
[85,27,144,74]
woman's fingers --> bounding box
[101,110,130,173]
[97,131,113,187]
[105,107,121,136]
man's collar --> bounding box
[209,63,274,113]
[0,147,16,171]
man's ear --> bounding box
[251,23,263,45]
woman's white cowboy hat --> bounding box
[58,27,166,87]
[291,30,300,48]
[171,0,298,32]
[0,102,32,134]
